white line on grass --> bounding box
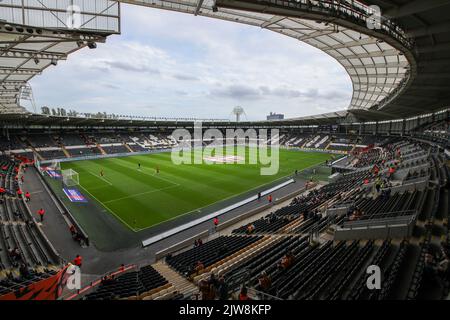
[88,171,113,186]
[111,158,180,187]
[102,184,180,204]
[136,168,180,187]
[132,160,328,232]
[77,183,136,231]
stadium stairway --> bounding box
[151,261,198,299]
[25,140,44,161]
[96,143,107,155]
[123,142,134,153]
[61,145,71,158]
[191,235,278,285]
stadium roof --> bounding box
[0,1,120,114]
[121,0,416,119]
[358,0,450,118]
[0,0,449,123]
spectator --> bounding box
[37,208,45,222]
[208,273,219,290]
[25,191,31,202]
[73,254,83,268]
[19,263,31,278]
[375,178,382,194]
[69,225,77,236]
[213,217,219,230]
[279,251,294,270]
[239,286,251,301]
[9,247,21,261]
[218,276,229,300]
[246,223,255,234]
[199,280,215,300]
[258,271,271,292]
[194,261,204,275]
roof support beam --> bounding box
[194,0,204,16]
[349,62,409,69]
[0,68,41,75]
[0,48,67,60]
[297,29,336,41]
[335,50,399,60]
[350,73,405,79]
[324,37,380,50]
[261,16,285,28]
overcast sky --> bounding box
[30,4,352,121]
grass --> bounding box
[60,147,332,231]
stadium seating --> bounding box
[0,126,448,301]
[84,265,170,300]
[166,236,262,276]
[0,157,60,296]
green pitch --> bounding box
[61,148,332,231]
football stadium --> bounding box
[0,0,449,306]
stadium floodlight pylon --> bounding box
[62,169,80,187]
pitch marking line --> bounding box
[132,161,329,233]
[88,171,113,186]
[103,184,180,204]
[135,168,180,187]
[77,183,136,231]
[111,157,180,187]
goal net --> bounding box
[62,169,79,187]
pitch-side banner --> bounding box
[0,266,69,300]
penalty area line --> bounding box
[136,168,180,187]
[77,183,136,232]
[88,171,113,186]
[102,184,180,204]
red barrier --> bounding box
[0,266,69,300]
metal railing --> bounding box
[340,211,416,229]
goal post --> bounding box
[62,169,80,187]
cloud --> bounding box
[101,60,160,74]
[210,85,262,100]
[209,84,348,102]
[29,4,352,120]
[172,74,200,81]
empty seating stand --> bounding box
[166,236,262,277]
[0,157,61,297]
[84,265,169,300]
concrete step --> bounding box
[152,261,198,298]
